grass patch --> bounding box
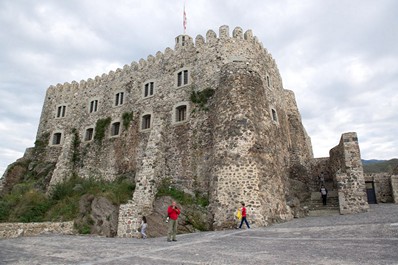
[156,178,209,207]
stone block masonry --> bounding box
[2,25,370,238]
[391,175,398,203]
[330,133,369,214]
[0,222,74,239]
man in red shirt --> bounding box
[167,201,181,242]
[239,202,250,229]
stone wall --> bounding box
[391,175,398,203]
[209,63,295,228]
[364,173,393,203]
[330,132,369,214]
[0,221,74,239]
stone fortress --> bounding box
[4,25,397,238]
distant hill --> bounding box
[362,159,398,173]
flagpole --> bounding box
[183,1,187,34]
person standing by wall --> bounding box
[167,201,181,242]
[140,216,147,239]
[238,202,250,229]
[320,185,328,206]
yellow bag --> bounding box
[235,209,242,220]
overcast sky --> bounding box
[1,0,397,177]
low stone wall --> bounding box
[391,175,398,203]
[0,221,75,239]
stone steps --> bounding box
[305,190,340,216]
[308,209,340,217]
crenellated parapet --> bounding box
[45,26,280,97]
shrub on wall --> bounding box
[190,88,215,111]
[94,117,111,142]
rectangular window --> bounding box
[177,72,182,87]
[85,128,94,141]
[142,114,151,130]
[149,82,154,96]
[57,105,66,118]
[115,92,124,106]
[176,105,187,122]
[111,122,120,136]
[183,70,188,85]
[90,100,98,113]
[143,82,154,98]
[144,84,149,97]
[52,133,62,145]
[177,70,189,87]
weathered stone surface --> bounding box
[76,195,119,237]
[0,222,74,239]
[1,26,373,237]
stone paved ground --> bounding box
[1,204,398,265]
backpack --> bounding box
[320,188,327,195]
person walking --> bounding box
[238,202,250,229]
[320,185,328,206]
[140,216,147,239]
[167,201,181,242]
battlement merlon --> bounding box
[44,25,280,95]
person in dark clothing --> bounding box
[320,185,328,205]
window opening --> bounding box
[52,133,62,145]
[115,92,124,106]
[85,128,94,141]
[272,109,278,122]
[111,122,120,136]
[142,114,151,130]
[177,70,189,87]
[90,100,98,113]
[176,105,187,122]
[57,105,66,118]
[144,82,154,98]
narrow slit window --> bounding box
[272,109,278,122]
[177,72,182,87]
[183,70,188,85]
[144,84,149,97]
